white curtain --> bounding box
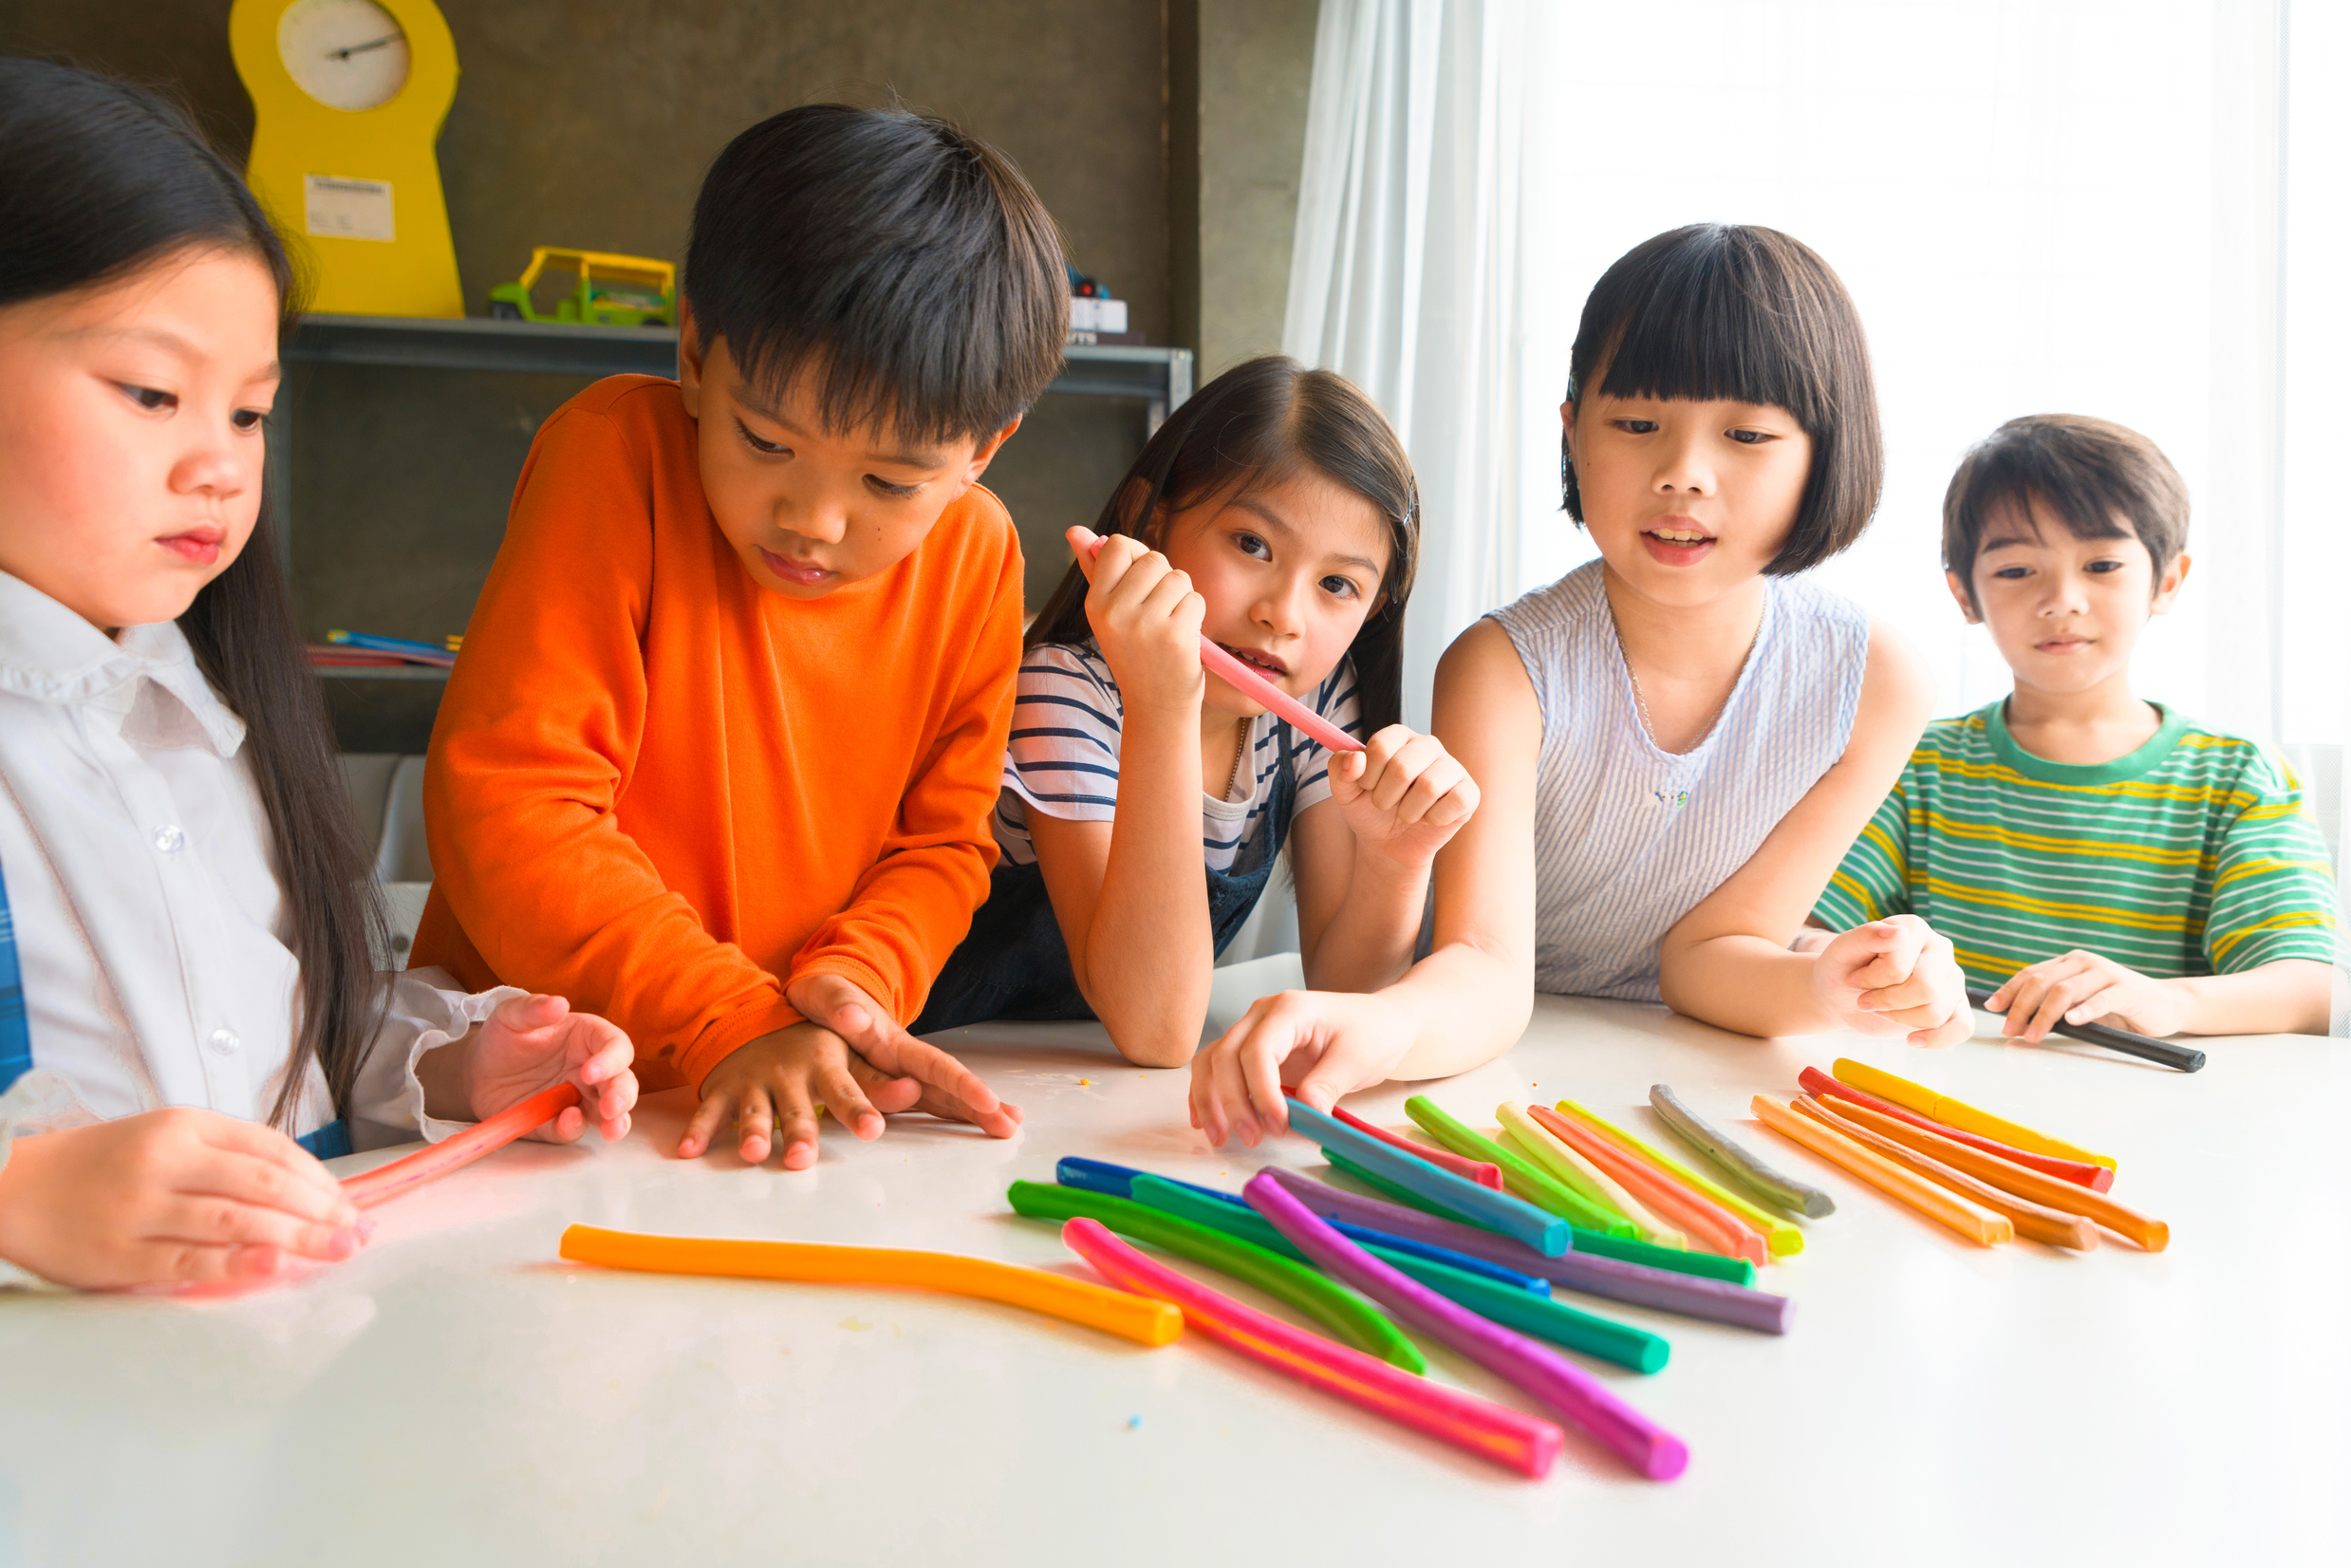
[1287,0,2345,853]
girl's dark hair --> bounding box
[0,59,385,1131]
[1941,414,2189,613]
[684,103,1069,447]
[1562,223,1883,575]
[1027,355,1419,734]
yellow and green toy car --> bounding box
[487,248,675,327]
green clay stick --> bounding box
[1650,1084,1837,1220]
[1005,1181,1425,1372]
[1405,1096,1636,1238]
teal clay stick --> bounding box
[1650,1084,1836,1219]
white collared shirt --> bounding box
[0,569,513,1162]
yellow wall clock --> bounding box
[230,0,464,318]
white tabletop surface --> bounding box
[3,995,2343,1567]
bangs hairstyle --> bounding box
[1942,414,2189,613]
[0,59,385,1130]
[683,103,1068,448]
[1563,223,1882,575]
[1027,355,1419,734]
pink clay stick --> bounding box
[1079,534,1365,754]
[341,1083,582,1210]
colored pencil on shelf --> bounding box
[1750,1096,2011,1246]
[1550,1097,1807,1258]
[1830,1058,2117,1172]
[1797,1068,2113,1191]
[1792,1097,2097,1250]
[1804,1097,2168,1252]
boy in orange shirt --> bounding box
[412,105,1067,1167]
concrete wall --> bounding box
[1,0,1315,748]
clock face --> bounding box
[277,0,411,112]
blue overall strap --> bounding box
[297,1120,353,1161]
[0,858,29,1097]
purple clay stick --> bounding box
[1243,1172,1689,1482]
[1265,1167,1791,1335]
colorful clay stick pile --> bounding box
[1809,1098,2168,1252]
[1831,1058,2118,1173]
[1136,1175,1669,1373]
[1551,1098,1807,1260]
[342,1083,583,1209]
[1649,1084,1836,1219]
[1319,1146,1757,1284]
[1521,1105,1766,1267]
[1243,1174,1689,1481]
[1797,1068,2114,1191]
[1060,1219,1563,1478]
[1495,1102,1688,1248]
[557,1224,1183,1345]
[1750,1097,2013,1246]
[1283,1099,1570,1255]
[1261,1169,1793,1335]
[1965,987,2206,1073]
[1403,1096,1634,1236]
[1005,1180,1425,1370]
[1304,1092,1504,1189]
[1790,1098,2098,1250]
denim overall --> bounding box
[913,726,1298,1033]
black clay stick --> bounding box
[1649,1085,1836,1219]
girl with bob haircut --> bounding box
[916,355,1478,1066]
[1192,225,1969,1145]
[0,61,637,1289]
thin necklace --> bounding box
[1608,598,1761,755]
[1222,719,1251,798]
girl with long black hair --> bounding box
[0,60,638,1290]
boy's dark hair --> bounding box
[1027,355,1420,735]
[0,58,386,1131]
[1562,223,1882,574]
[684,103,1068,447]
[1942,414,2189,612]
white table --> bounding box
[4,997,2344,1567]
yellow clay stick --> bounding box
[1552,1098,1805,1257]
[1830,1058,2117,1173]
[1750,1097,2010,1246]
[1497,1103,1688,1249]
[559,1224,1184,1346]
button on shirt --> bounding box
[0,569,515,1155]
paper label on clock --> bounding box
[303,175,396,242]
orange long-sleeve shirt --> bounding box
[410,375,1023,1092]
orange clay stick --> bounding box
[1524,1105,1763,1264]
[1798,1067,2113,1192]
[1794,1096,2098,1251]
[1750,1096,2011,1246]
[557,1225,1185,1346]
[1831,1058,2117,1173]
[1497,1103,1687,1248]
[1806,1097,2169,1252]
[1551,1098,1805,1258]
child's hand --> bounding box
[463,993,640,1143]
[1066,525,1204,716]
[1811,915,1972,1047]
[680,1022,919,1169]
[0,1110,368,1290]
[1984,951,2190,1041]
[1328,724,1480,870]
[787,972,1022,1137]
[1188,990,1416,1149]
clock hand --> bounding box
[329,33,403,61]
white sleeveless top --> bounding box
[1488,560,1870,1002]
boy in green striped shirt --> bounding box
[1813,415,2338,1041]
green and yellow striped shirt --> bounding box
[1813,701,2340,989]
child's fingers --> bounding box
[842,1055,927,1115]
[196,1115,352,1213]
[678,1090,736,1160]
[770,1083,824,1171]
[1908,1008,1975,1049]
[736,1084,777,1165]
[814,1059,886,1141]
[180,1141,360,1228]
[2020,973,2101,1042]
[1208,1045,1263,1148]
[148,1195,364,1263]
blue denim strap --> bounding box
[0,859,29,1097]
[296,1119,353,1161]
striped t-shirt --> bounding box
[1813,700,2340,987]
[994,642,1362,874]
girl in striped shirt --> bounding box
[1193,226,1973,1147]
[914,357,1478,1067]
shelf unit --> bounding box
[275,313,1195,681]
